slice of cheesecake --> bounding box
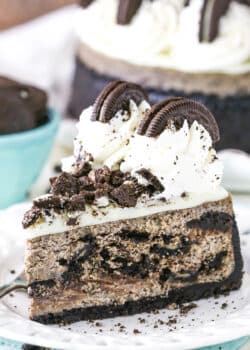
[23,81,243,324]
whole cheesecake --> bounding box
[69,0,250,153]
[24,81,243,324]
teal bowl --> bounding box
[0,109,59,209]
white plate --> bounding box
[0,200,250,350]
[219,150,250,193]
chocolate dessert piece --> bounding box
[24,82,243,324]
[0,76,48,135]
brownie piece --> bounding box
[0,76,48,135]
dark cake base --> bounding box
[68,59,250,153]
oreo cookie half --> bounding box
[117,0,143,25]
[80,0,94,8]
[91,81,148,123]
[137,97,220,143]
[198,0,250,42]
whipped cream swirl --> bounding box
[76,0,250,74]
[121,120,223,200]
[62,99,150,171]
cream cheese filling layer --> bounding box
[26,187,228,238]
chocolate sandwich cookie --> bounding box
[80,0,94,7]
[117,0,143,25]
[0,76,48,135]
[80,0,144,24]
[199,0,250,42]
[138,97,220,143]
[147,88,250,153]
[91,80,148,122]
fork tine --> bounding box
[0,283,27,299]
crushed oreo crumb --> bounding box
[111,182,139,207]
[50,172,79,196]
[34,195,67,210]
[66,193,86,211]
[22,207,42,229]
[66,217,79,226]
[136,168,164,193]
[23,162,163,228]
[110,169,125,187]
[221,302,228,309]
[89,166,111,184]
[180,302,197,316]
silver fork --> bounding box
[0,278,27,299]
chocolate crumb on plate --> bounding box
[133,328,141,334]
[180,302,198,316]
[221,302,228,309]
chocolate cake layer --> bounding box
[25,196,243,324]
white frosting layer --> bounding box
[76,0,250,74]
[26,187,228,238]
[62,100,150,171]
[121,120,223,200]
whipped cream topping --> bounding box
[121,120,223,199]
[62,99,150,171]
[76,0,250,74]
[63,99,223,204]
